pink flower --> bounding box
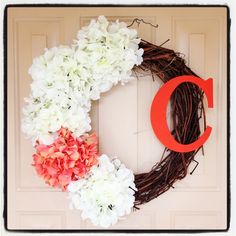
[32,127,99,191]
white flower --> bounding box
[22,16,143,145]
[68,154,137,228]
[73,15,144,100]
[22,45,92,145]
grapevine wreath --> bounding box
[22,16,212,228]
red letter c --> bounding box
[150,75,213,153]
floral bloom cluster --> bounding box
[22,16,140,228]
[68,154,136,228]
[33,127,99,190]
[74,16,143,100]
[22,15,143,145]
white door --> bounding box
[7,7,228,230]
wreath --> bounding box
[22,16,209,228]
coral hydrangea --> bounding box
[32,128,99,190]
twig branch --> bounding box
[128,18,159,28]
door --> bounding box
[7,7,228,230]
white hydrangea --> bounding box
[22,16,143,144]
[74,15,144,100]
[22,45,92,145]
[68,154,137,228]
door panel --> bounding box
[7,7,227,229]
